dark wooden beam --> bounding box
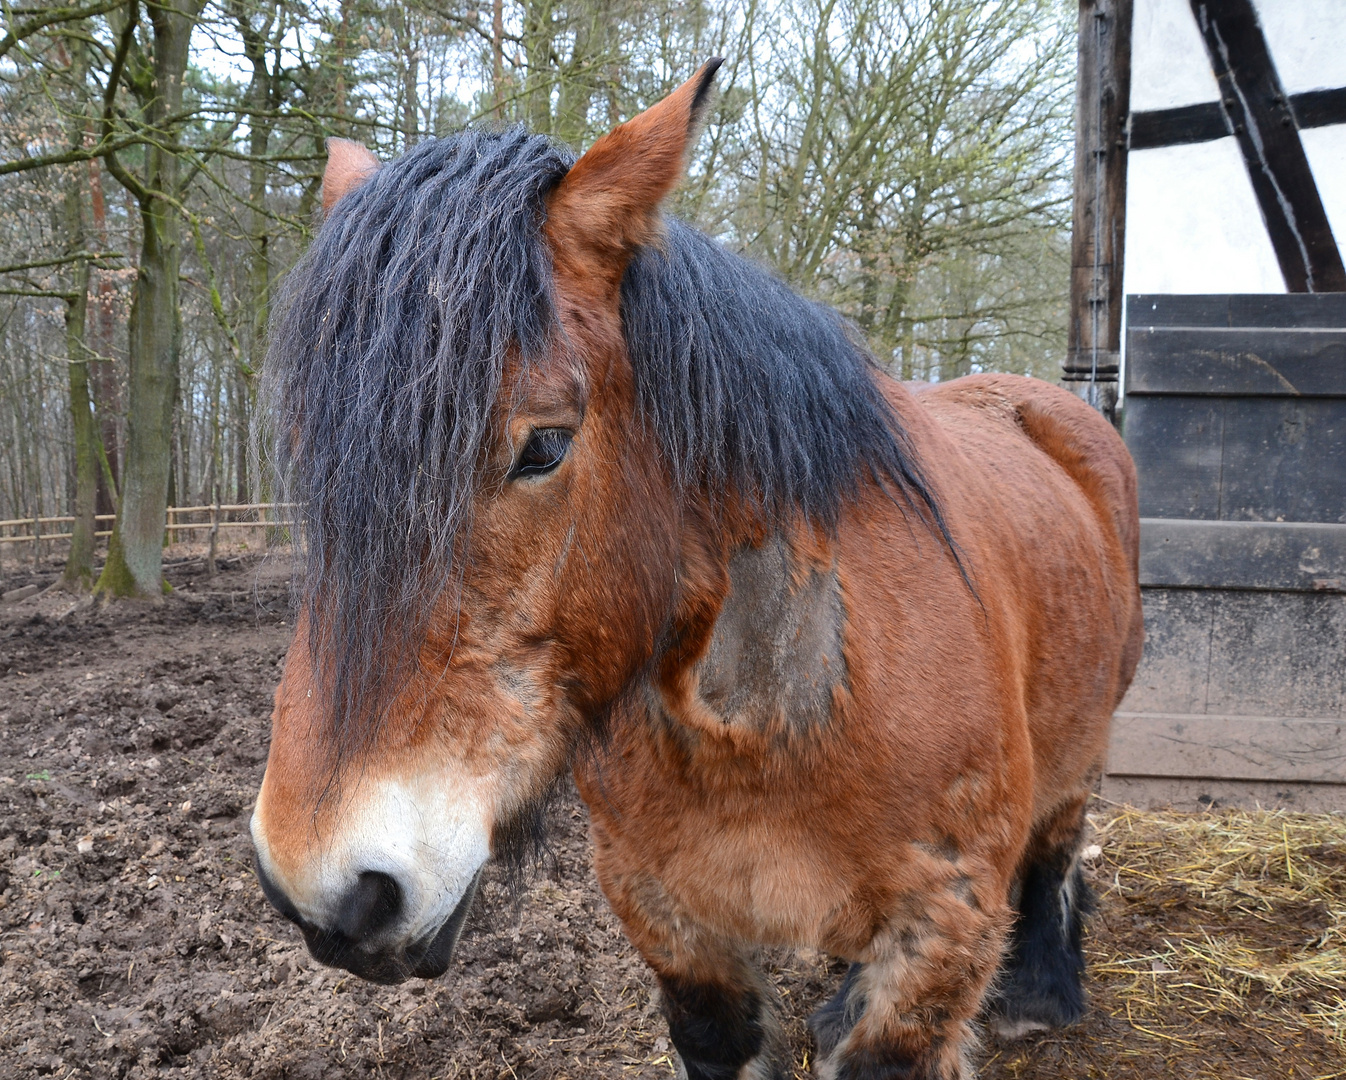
[1190,0,1346,292]
[1065,0,1133,427]
[1130,100,1230,150]
[1131,85,1346,151]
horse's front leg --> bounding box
[590,822,789,1080]
[816,879,1011,1080]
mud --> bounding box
[0,554,1339,1078]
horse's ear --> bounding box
[323,138,380,215]
[546,59,722,285]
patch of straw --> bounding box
[1087,804,1346,1047]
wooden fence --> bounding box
[0,503,294,550]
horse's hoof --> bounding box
[987,1014,1056,1041]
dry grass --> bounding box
[982,802,1346,1079]
[1087,804,1346,1051]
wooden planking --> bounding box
[1109,712,1346,783]
[1204,591,1346,719]
[1139,519,1346,592]
[1125,397,1346,522]
[1117,291,1346,806]
[1217,397,1346,523]
[1119,588,1214,715]
[1126,293,1346,329]
[1124,397,1224,519]
[1126,327,1346,396]
[1120,587,1345,719]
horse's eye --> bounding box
[513,428,572,479]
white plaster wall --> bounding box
[1124,139,1284,294]
[1125,0,1346,295]
[1255,0,1346,94]
[1301,125,1346,252]
[1131,0,1221,111]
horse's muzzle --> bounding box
[255,857,482,984]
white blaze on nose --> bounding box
[252,766,494,946]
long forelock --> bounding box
[264,128,573,756]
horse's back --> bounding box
[918,375,1138,570]
[913,374,1138,567]
[903,374,1143,821]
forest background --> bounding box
[0,0,1074,596]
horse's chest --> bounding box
[647,804,845,946]
[604,537,857,942]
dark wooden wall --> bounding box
[1108,294,1346,810]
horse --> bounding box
[250,60,1143,1079]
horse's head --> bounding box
[250,63,723,983]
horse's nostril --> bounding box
[334,871,402,942]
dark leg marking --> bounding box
[660,975,774,1080]
[808,962,865,1058]
[990,857,1095,1032]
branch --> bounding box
[189,214,253,377]
[0,133,143,176]
[0,252,126,275]
[99,0,148,202]
[0,287,80,299]
[0,0,124,63]
[418,5,522,49]
[175,112,244,194]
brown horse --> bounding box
[251,61,1143,1079]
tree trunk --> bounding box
[96,1,201,598]
[555,3,611,144]
[233,365,250,503]
[98,197,180,597]
[239,5,274,503]
[58,43,97,591]
[401,11,419,148]
[492,0,504,118]
[87,154,120,516]
[61,183,97,591]
[334,0,350,133]
[522,0,556,133]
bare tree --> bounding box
[731,0,1073,379]
[0,0,1076,589]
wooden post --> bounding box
[1064,0,1133,426]
[207,487,220,578]
[32,511,41,570]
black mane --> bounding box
[266,127,947,749]
[623,220,938,528]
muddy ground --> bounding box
[0,552,1340,1078]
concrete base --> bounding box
[1101,774,1346,813]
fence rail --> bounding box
[0,504,296,546]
